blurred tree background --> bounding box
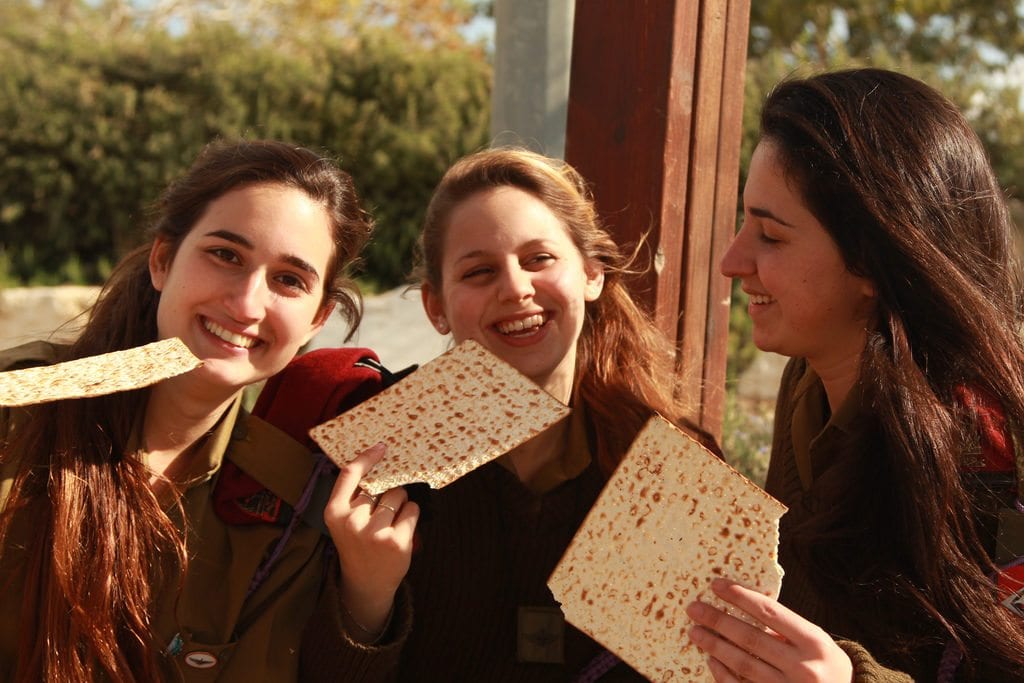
[4,0,1022,297]
[0,0,492,289]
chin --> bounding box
[197,364,258,392]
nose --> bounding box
[497,263,535,303]
[224,271,268,323]
[720,221,754,279]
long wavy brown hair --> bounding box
[761,68,1024,677]
[415,148,712,475]
[0,139,372,682]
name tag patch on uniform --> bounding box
[517,605,565,664]
[184,651,219,669]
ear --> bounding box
[583,259,605,302]
[861,279,877,300]
[421,284,450,334]
[148,237,172,292]
[301,302,335,347]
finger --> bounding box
[710,579,822,648]
[334,443,387,503]
[392,500,420,541]
[373,501,400,517]
[687,600,790,670]
[706,655,742,683]
[689,624,784,683]
[375,487,408,510]
[365,489,409,531]
[351,489,378,507]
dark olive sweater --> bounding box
[300,411,648,682]
[767,357,1021,683]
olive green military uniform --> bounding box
[0,341,339,681]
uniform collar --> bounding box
[136,394,244,500]
[498,402,592,495]
[791,363,864,490]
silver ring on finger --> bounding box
[376,503,398,514]
[355,491,378,505]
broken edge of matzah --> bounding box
[308,339,571,495]
[548,415,787,682]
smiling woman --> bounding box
[0,139,376,682]
[289,148,722,682]
[689,68,1024,682]
[150,184,336,396]
[722,140,877,408]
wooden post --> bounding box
[491,0,574,157]
[565,0,750,440]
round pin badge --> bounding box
[184,651,218,669]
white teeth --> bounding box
[204,319,257,348]
[749,295,774,305]
[497,314,545,335]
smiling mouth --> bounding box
[748,294,775,305]
[496,313,546,336]
[203,318,259,349]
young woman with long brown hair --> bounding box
[288,147,719,681]
[0,138,377,681]
[688,68,1024,681]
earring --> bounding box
[436,317,450,334]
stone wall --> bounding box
[0,286,100,349]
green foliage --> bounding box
[721,388,772,487]
[744,1,1024,191]
[726,279,756,382]
[320,30,491,288]
[0,1,490,288]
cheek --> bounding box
[437,289,477,340]
[287,301,326,336]
[545,267,589,306]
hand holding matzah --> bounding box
[547,415,787,682]
[309,339,571,495]
[685,577,855,683]
[0,337,202,406]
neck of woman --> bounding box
[505,417,571,485]
[141,379,240,484]
[811,354,862,415]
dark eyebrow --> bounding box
[205,229,322,283]
[748,207,795,228]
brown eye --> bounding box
[210,247,241,264]
[275,272,310,293]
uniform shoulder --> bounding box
[0,340,66,371]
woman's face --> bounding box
[422,186,604,404]
[721,141,876,371]
[149,182,335,398]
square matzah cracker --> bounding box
[0,337,202,407]
[548,415,787,682]
[309,339,570,494]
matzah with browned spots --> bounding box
[309,339,571,495]
[548,415,787,682]
[0,337,202,407]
